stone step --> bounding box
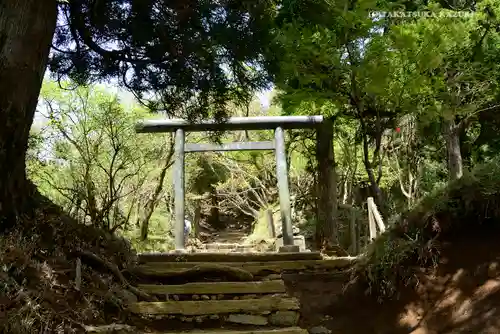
[128,296,300,315]
[154,327,308,334]
[139,280,286,295]
[135,258,355,277]
[196,249,258,254]
[204,243,254,249]
[138,252,322,263]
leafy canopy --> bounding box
[51,0,277,119]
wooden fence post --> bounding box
[367,197,377,241]
[367,197,386,242]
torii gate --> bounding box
[135,115,335,253]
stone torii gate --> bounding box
[135,115,335,253]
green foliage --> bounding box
[268,0,500,224]
[30,80,178,249]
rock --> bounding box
[217,294,224,300]
[260,311,271,315]
[211,295,217,300]
[192,295,200,300]
[227,314,268,325]
[209,314,220,320]
[233,296,240,300]
[309,326,331,334]
[201,295,210,300]
[173,295,180,301]
[194,316,205,323]
[269,311,300,326]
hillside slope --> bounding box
[324,159,500,333]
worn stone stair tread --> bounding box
[138,252,322,263]
[138,280,286,295]
[150,327,308,334]
[129,296,300,315]
[205,243,254,248]
[135,258,355,276]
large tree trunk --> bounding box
[0,0,57,230]
[443,119,463,181]
[315,118,338,249]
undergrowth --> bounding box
[0,187,140,333]
[353,158,500,301]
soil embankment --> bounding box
[283,227,500,333]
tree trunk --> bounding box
[0,0,57,230]
[139,157,173,241]
[315,118,338,249]
[359,117,385,209]
[208,188,222,229]
[443,119,463,181]
[193,200,202,238]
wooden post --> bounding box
[371,201,386,233]
[316,118,338,247]
[349,209,357,255]
[275,127,294,247]
[367,197,377,241]
[174,128,186,251]
[266,209,276,238]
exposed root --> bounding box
[77,250,157,302]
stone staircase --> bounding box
[127,251,355,334]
